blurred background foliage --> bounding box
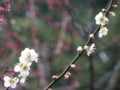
[0,0,120,90]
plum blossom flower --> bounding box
[14,63,24,72]
[4,76,19,88]
[84,43,96,56]
[14,62,31,73]
[18,74,28,83]
[19,57,32,67]
[20,48,39,64]
[98,27,108,38]
[13,48,39,85]
[19,65,30,76]
[95,12,109,26]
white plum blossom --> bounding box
[4,48,39,88]
[14,62,31,76]
[4,76,19,88]
[20,48,39,64]
[95,12,109,26]
[19,65,30,76]
[98,27,108,38]
[84,43,96,56]
[19,56,32,66]
[18,74,28,83]
[14,62,25,72]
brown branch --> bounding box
[105,60,120,90]
[53,11,69,56]
[44,0,115,89]
[89,56,94,90]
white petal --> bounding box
[19,57,24,63]
[14,65,20,72]
[4,76,10,81]
[21,48,30,57]
[19,57,32,66]
[20,78,26,83]
[4,82,10,87]
[19,73,28,78]
[91,43,95,47]
[30,49,35,54]
[101,22,105,26]
[87,52,90,56]
[96,21,100,25]
[14,78,19,83]
[11,83,17,88]
[99,33,102,38]
[35,58,38,62]
[28,61,32,66]
[99,12,103,17]
[20,71,30,76]
[105,18,109,23]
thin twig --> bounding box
[89,56,94,90]
[43,0,115,89]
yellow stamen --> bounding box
[23,66,28,70]
[99,17,104,21]
[9,78,14,83]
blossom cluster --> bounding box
[4,48,39,88]
[77,5,117,56]
[0,0,11,24]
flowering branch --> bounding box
[44,0,117,90]
[4,48,39,90]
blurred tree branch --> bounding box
[105,60,120,90]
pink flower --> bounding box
[0,7,5,12]
[0,15,4,24]
[6,3,11,11]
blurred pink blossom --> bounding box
[0,15,4,24]
[0,7,5,12]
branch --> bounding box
[53,11,69,56]
[105,60,120,90]
[44,0,115,90]
[88,56,94,90]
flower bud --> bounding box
[89,34,94,39]
[52,75,58,80]
[112,4,117,8]
[70,64,76,68]
[102,9,107,13]
[77,46,82,54]
[108,12,116,16]
[64,72,71,79]
[64,74,69,79]
[66,72,71,76]
[84,46,88,50]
